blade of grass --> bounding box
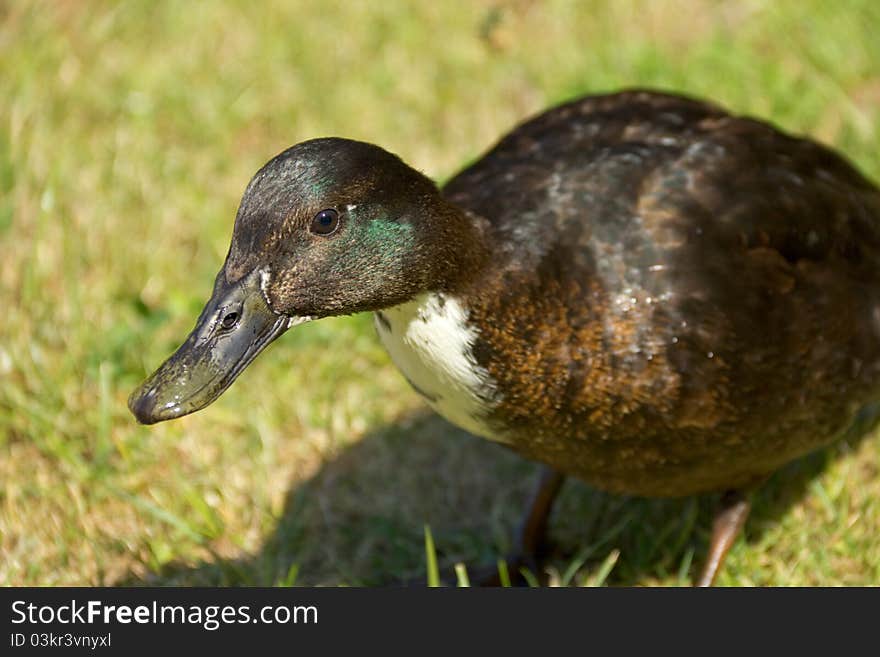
[560,547,593,587]
[277,563,300,587]
[677,546,695,585]
[586,549,620,587]
[108,484,204,543]
[519,566,540,587]
[454,562,470,587]
[496,559,511,587]
[424,524,440,587]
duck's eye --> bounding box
[310,208,339,236]
[221,311,239,330]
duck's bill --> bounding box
[128,269,305,425]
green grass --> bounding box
[2,0,879,586]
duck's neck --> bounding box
[422,199,492,296]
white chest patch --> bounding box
[375,293,504,442]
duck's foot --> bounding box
[519,467,567,558]
[694,489,752,587]
[475,467,565,586]
[406,467,566,587]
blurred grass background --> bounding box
[1,0,879,586]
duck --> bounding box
[129,89,880,586]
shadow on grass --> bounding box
[116,410,871,586]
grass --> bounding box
[1,0,879,586]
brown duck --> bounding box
[129,90,880,585]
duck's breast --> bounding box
[375,292,505,442]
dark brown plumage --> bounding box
[442,90,880,498]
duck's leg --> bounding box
[406,467,565,587]
[517,466,566,565]
[695,489,751,587]
[476,466,565,585]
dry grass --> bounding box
[1,0,879,586]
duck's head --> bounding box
[129,138,483,424]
